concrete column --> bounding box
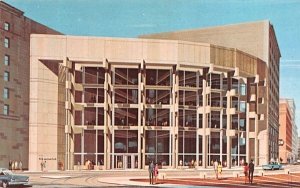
[202,77,207,168]
[172,66,178,168]
[246,103,250,164]
[226,90,231,168]
[138,61,144,169]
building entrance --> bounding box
[114,154,138,169]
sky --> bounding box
[5,0,300,133]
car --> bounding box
[0,168,30,187]
[262,162,283,170]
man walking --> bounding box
[248,160,254,184]
[148,161,154,184]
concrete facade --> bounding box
[280,98,298,163]
[279,99,293,163]
[29,32,268,171]
[287,99,298,162]
[0,1,60,169]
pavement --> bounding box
[17,164,300,187]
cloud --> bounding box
[131,24,156,28]
[281,59,300,68]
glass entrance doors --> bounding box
[114,154,138,169]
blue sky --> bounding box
[6,0,300,133]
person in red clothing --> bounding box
[154,163,159,184]
[243,162,249,184]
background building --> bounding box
[29,25,269,170]
[282,98,298,163]
[279,99,293,163]
[298,137,300,161]
[0,1,60,169]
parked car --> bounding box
[0,168,29,187]
[262,162,283,170]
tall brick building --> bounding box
[0,1,60,169]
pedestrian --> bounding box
[217,161,222,180]
[248,159,254,184]
[14,161,18,171]
[213,160,219,179]
[12,160,15,171]
[154,163,159,184]
[148,161,154,184]
[44,161,47,171]
[40,161,44,171]
[19,161,23,171]
[243,162,249,184]
[9,160,12,170]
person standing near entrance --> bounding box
[148,161,154,184]
[213,160,219,179]
[217,162,222,180]
[8,160,12,170]
[154,163,159,184]
[248,160,254,184]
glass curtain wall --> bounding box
[73,66,106,168]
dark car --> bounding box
[0,168,29,187]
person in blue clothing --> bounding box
[148,161,154,184]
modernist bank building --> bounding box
[29,21,280,171]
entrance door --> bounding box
[126,155,132,169]
[124,155,138,169]
[115,155,123,169]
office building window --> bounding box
[4,37,10,48]
[4,71,9,81]
[3,104,9,115]
[4,22,10,31]
[3,88,9,99]
[4,55,10,66]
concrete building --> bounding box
[279,99,293,163]
[287,99,298,162]
[0,1,60,169]
[140,20,281,165]
[29,21,279,171]
[298,137,300,160]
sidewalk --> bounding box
[96,168,299,187]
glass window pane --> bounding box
[128,130,138,153]
[4,37,9,48]
[74,134,82,153]
[4,55,9,66]
[114,130,127,153]
[3,104,9,115]
[4,71,9,81]
[97,131,104,153]
[184,131,196,153]
[146,130,156,153]
[157,131,169,153]
[4,22,10,31]
[84,130,96,153]
[3,88,9,99]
